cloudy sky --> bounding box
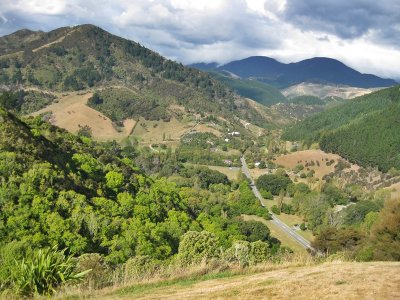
[1,0,400,79]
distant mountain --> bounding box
[283,85,400,172]
[191,56,397,89]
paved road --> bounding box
[240,156,315,252]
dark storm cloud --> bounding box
[281,0,400,46]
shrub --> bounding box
[224,241,250,267]
[238,220,271,243]
[300,223,307,231]
[178,231,220,266]
[271,205,280,215]
[124,255,159,281]
[224,240,271,267]
[12,247,90,297]
[260,189,273,199]
[76,253,109,289]
[249,241,270,265]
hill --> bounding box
[0,25,270,132]
[282,85,400,172]
[68,261,400,299]
[199,56,397,88]
[208,71,288,106]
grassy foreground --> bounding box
[55,259,400,300]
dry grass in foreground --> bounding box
[110,261,400,300]
[57,258,400,300]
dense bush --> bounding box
[256,174,292,195]
[178,231,221,266]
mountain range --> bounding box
[190,56,397,89]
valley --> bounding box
[0,23,399,299]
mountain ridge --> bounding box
[0,24,274,131]
[190,56,397,88]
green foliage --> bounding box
[224,240,270,267]
[343,200,381,225]
[238,221,271,243]
[105,170,124,191]
[0,110,201,265]
[286,183,310,197]
[178,231,220,266]
[208,71,288,106]
[12,247,90,297]
[289,95,325,106]
[260,189,273,199]
[357,198,400,261]
[312,227,365,255]
[321,183,348,206]
[176,132,241,167]
[179,166,229,189]
[283,86,400,171]
[271,205,280,215]
[256,174,292,195]
[229,181,271,219]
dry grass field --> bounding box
[32,92,136,141]
[274,150,342,179]
[132,117,224,146]
[82,261,400,300]
[207,166,241,181]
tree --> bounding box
[77,125,93,138]
[256,174,292,195]
[238,220,270,243]
[105,171,124,191]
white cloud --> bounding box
[0,0,399,79]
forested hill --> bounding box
[282,85,400,172]
[0,25,267,127]
[0,107,276,268]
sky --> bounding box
[1,0,400,79]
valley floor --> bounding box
[74,261,400,300]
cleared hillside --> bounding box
[282,82,380,100]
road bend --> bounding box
[240,156,315,252]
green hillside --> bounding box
[0,108,283,295]
[282,85,400,171]
[209,71,288,106]
[0,25,267,127]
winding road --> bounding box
[240,156,315,252]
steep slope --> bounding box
[282,85,400,171]
[213,56,397,88]
[0,25,268,129]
